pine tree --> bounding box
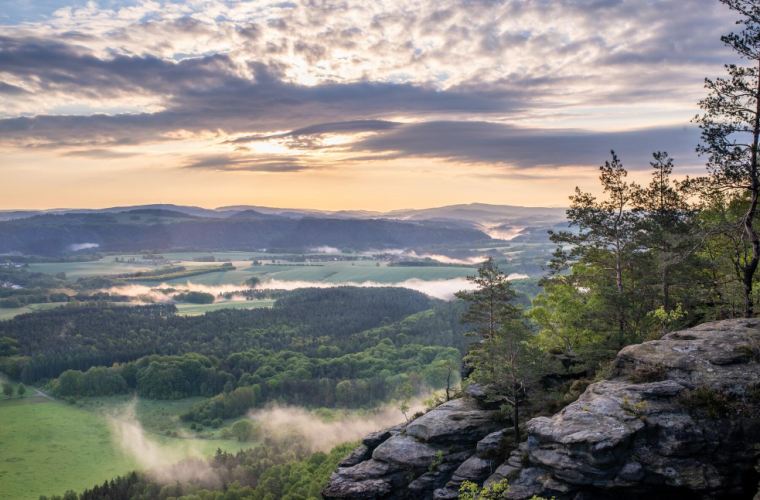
[694,0,760,317]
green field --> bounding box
[27,254,476,288]
[141,260,473,286]
[0,397,250,500]
[174,300,275,315]
[0,301,274,321]
[78,395,250,437]
[0,303,67,321]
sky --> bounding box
[0,0,742,210]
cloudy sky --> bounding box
[0,0,740,210]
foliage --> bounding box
[231,419,260,441]
[693,0,760,317]
[428,450,444,471]
[677,387,732,419]
[123,264,235,282]
[457,479,511,500]
[459,259,554,443]
[455,258,521,341]
[0,287,435,383]
[44,437,358,500]
[174,291,215,304]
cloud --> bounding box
[0,0,740,180]
[182,154,311,173]
[348,121,703,170]
[226,120,401,144]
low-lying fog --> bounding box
[104,274,527,303]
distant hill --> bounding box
[227,209,283,220]
[123,209,199,218]
[0,202,569,253]
[0,215,490,256]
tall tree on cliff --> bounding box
[457,258,545,443]
[633,152,700,332]
[695,0,760,317]
[548,152,644,346]
[455,258,520,341]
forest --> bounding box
[0,287,474,413]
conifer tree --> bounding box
[695,0,760,317]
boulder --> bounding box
[494,318,760,499]
[405,398,502,445]
[322,397,501,500]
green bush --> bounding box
[677,387,731,419]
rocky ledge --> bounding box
[322,319,760,500]
[321,397,504,500]
[504,318,760,500]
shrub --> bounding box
[627,365,666,383]
[677,387,731,419]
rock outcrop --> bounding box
[322,319,760,500]
[322,398,504,500]
[500,318,760,499]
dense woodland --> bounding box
[0,287,475,413]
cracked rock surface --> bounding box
[322,398,502,500]
[499,319,760,499]
[323,319,760,500]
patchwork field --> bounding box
[27,253,476,287]
[0,300,276,321]
[0,303,67,321]
[149,261,474,286]
[0,396,250,500]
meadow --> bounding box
[0,301,275,321]
[0,396,250,500]
[0,303,67,321]
[27,253,475,287]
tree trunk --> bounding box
[513,397,520,443]
[662,267,669,335]
[743,59,760,318]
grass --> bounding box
[175,300,275,315]
[28,253,475,286]
[0,301,274,321]
[153,260,473,286]
[0,303,67,321]
[0,397,251,500]
[79,395,251,438]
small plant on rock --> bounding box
[428,450,444,472]
[677,387,731,419]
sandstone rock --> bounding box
[507,318,760,499]
[372,433,444,468]
[323,397,501,500]
[476,430,506,459]
[324,319,760,500]
[339,444,372,467]
[405,398,501,445]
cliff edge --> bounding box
[322,319,760,500]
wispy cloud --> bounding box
[0,0,740,207]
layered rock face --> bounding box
[321,398,504,499]
[503,319,760,500]
[322,319,760,500]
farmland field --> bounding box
[0,396,250,500]
[174,300,275,315]
[28,253,476,286]
[0,301,274,321]
[0,303,67,321]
